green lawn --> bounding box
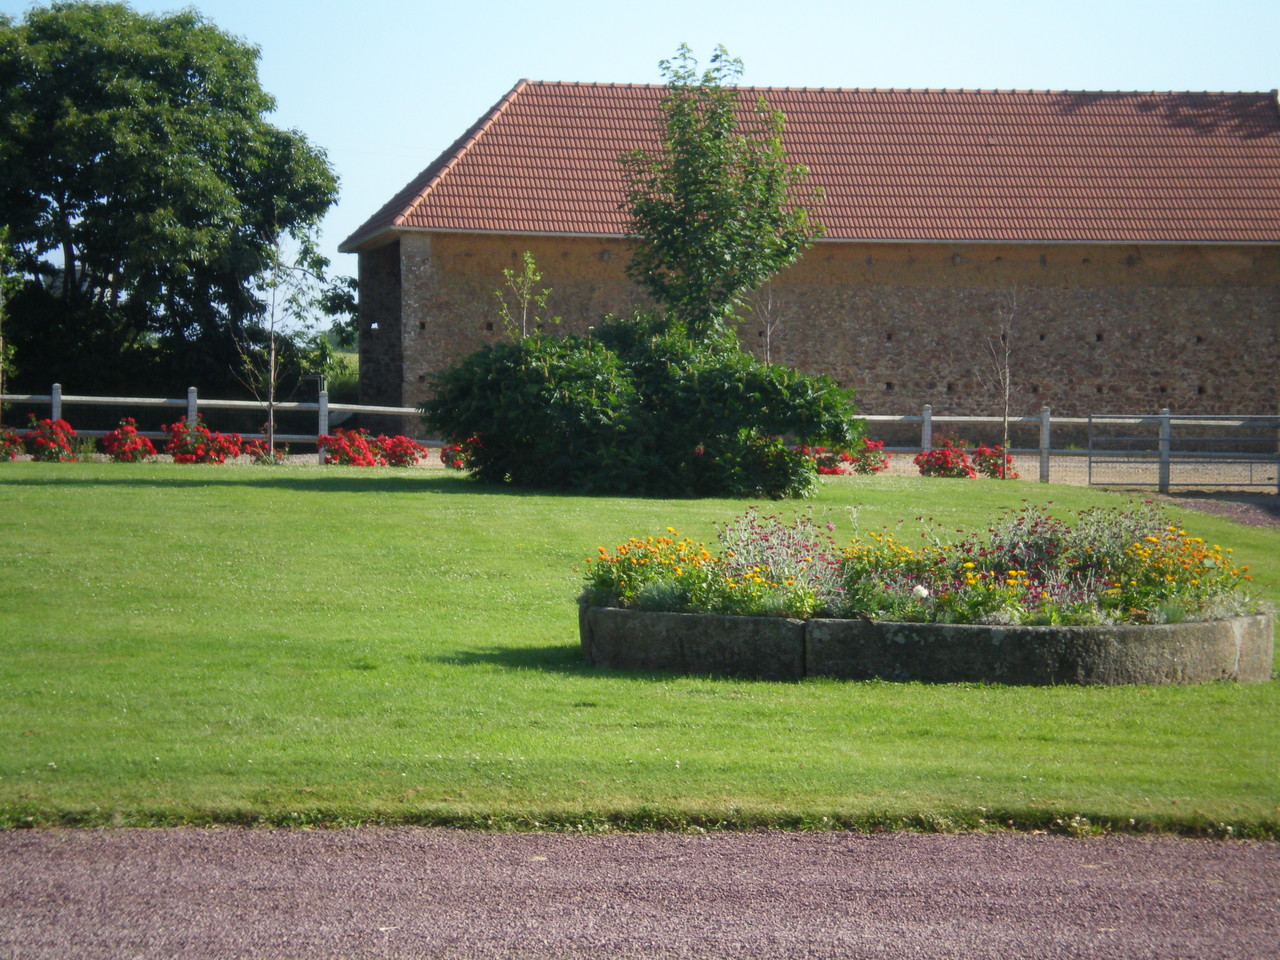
[1,463,1276,835]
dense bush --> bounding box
[422,314,861,498]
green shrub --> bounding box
[423,313,860,498]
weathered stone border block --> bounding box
[580,606,1274,685]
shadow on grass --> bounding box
[432,643,786,685]
[0,467,692,500]
[433,643,598,676]
[0,470,583,498]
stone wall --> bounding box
[580,606,1276,685]
[358,231,1280,419]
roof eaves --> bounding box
[338,80,531,252]
[390,78,530,230]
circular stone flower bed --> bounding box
[579,606,1275,685]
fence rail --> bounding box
[1,384,423,464]
[1087,411,1280,492]
[2,387,1276,491]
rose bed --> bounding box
[579,606,1275,685]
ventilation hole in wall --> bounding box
[418,322,426,332]
[1195,335,1204,343]
[885,332,893,342]
[1095,332,1104,342]
[1158,385,1168,394]
[1125,254,1139,267]
[1081,257,1091,264]
[1096,385,1105,394]
[865,255,873,266]
[1197,385,1207,395]
[994,255,1003,262]
[758,330,765,338]
[598,249,612,262]
[1038,333,1046,341]
[999,333,1007,343]
[417,375,426,383]
[946,383,955,393]
[885,382,894,392]
[1039,254,1047,267]
[485,322,494,332]
[1030,384,1040,393]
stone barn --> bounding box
[340,83,1280,419]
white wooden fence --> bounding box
[2,385,1276,491]
[0,383,421,465]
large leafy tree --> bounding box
[0,1,346,395]
[620,45,823,341]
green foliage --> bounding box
[423,313,860,498]
[621,45,823,340]
[0,2,353,396]
[421,332,639,491]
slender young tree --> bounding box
[493,251,559,339]
[979,288,1018,471]
[236,228,354,453]
[620,45,823,341]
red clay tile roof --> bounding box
[340,82,1280,250]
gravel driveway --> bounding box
[3,828,1277,959]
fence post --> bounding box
[921,404,933,451]
[317,390,329,465]
[1039,405,1051,483]
[1158,407,1172,494]
[186,387,197,425]
[51,383,62,421]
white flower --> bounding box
[912,585,930,599]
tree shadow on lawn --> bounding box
[0,471,691,500]
[434,643,785,685]
[0,471,576,498]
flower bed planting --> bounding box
[579,505,1273,684]
[319,428,429,466]
[103,417,157,462]
[23,415,77,462]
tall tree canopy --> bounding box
[0,1,346,395]
[620,45,823,341]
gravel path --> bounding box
[3,828,1277,959]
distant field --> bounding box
[0,463,1276,835]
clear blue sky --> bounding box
[3,0,1278,274]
